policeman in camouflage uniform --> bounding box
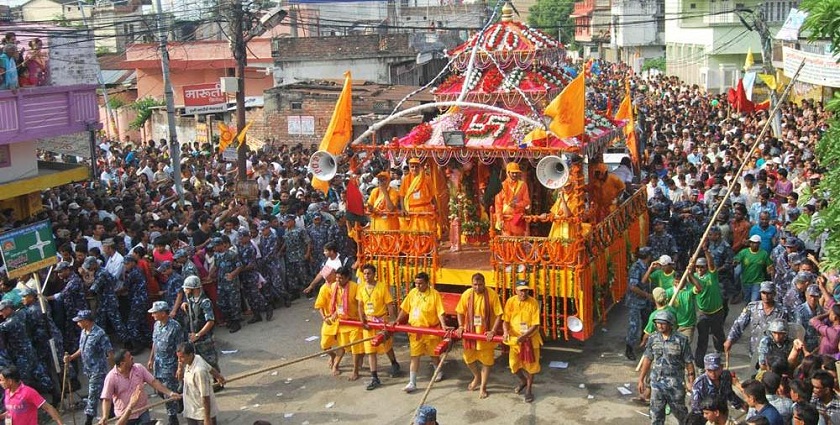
[723,282,787,364]
[757,319,794,370]
[689,352,744,416]
[637,310,695,425]
[771,237,795,304]
[182,276,220,372]
[64,310,113,425]
[210,236,243,333]
[20,288,64,383]
[148,301,183,425]
[82,256,127,342]
[794,284,823,353]
[306,213,330,275]
[237,228,272,323]
[783,272,813,315]
[174,248,199,279]
[625,247,654,361]
[157,261,184,319]
[123,255,151,351]
[647,188,672,223]
[0,299,54,396]
[51,261,87,353]
[648,219,678,262]
[327,212,357,272]
[671,205,704,271]
[259,220,290,306]
[283,214,310,296]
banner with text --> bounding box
[0,221,57,279]
[183,83,227,114]
[783,46,840,88]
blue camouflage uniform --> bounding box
[625,259,652,346]
[22,302,64,378]
[259,231,288,302]
[306,219,330,274]
[671,216,702,270]
[644,331,693,425]
[794,302,823,353]
[757,334,794,368]
[727,301,787,359]
[238,241,268,315]
[79,325,113,417]
[0,310,53,393]
[152,318,183,417]
[326,222,357,271]
[648,231,678,261]
[184,293,219,371]
[55,274,88,353]
[162,272,184,315]
[771,245,791,304]
[124,267,151,345]
[90,269,127,340]
[213,248,242,323]
[283,226,309,293]
[181,260,199,279]
[690,371,744,414]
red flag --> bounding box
[755,99,771,111]
[727,79,754,113]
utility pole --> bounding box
[153,0,185,203]
[232,0,248,182]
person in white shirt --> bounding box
[177,342,220,425]
[102,239,124,287]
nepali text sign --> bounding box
[783,46,840,88]
[183,83,227,115]
[0,221,57,279]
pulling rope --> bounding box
[100,334,379,424]
[634,61,806,373]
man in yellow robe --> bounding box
[313,266,364,380]
[399,158,436,233]
[494,162,530,236]
[356,263,401,390]
[392,271,448,393]
[503,280,543,403]
[366,171,399,231]
[455,273,502,399]
[589,162,625,222]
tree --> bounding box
[129,97,166,130]
[800,0,840,269]
[528,0,576,47]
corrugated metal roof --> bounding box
[99,70,136,86]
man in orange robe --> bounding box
[589,162,625,222]
[399,158,435,233]
[494,162,530,236]
[367,171,399,231]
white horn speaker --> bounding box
[536,155,569,189]
[309,150,337,181]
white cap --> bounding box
[658,255,673,265]
[749,235,762,243]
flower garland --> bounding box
[501,30,519,51]
[481,68,503,93]
[465,114,511,139]
[500,69,525,93]
[464,69,482,91]
[538,69,567,90]
[485,25,504,50]
[400,122,433,146]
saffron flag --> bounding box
[744,47,755,71]
[614,87,639,166]
[236,120,254,147]
[755,99,771,111]
[217,122,235,152]
[312,71,353,194]
[758,73,777,91]
[543,72,585,139]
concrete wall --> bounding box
[613,0,659,47]
[148,110,196,145]
[134,68,274,106]
[0,141,39,185]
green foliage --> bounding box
[129,97,165,130]
[107,95,128,110]
[801,0,840,270]
[642,57,666,72]
[528,0,576,46]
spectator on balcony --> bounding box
[24,38,47,86]
[0,44,20,90]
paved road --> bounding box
[61,296,754,425]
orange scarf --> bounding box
[464,290,491,350]
[329,283,350,316]
[404,173,425,213]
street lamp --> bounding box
[231,2,287,182]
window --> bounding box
[291,101,302,110]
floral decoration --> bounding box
[465,114,511,139]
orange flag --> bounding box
[614,83,639,166]
[312,71,353,194]
[217,122,235,152]
[543,72,585,139]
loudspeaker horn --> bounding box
[535,155,569,189]
[309,150,337,181]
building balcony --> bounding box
[572,0,594,17]
[0,84,99,146]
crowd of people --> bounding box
[0,53,834,425]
